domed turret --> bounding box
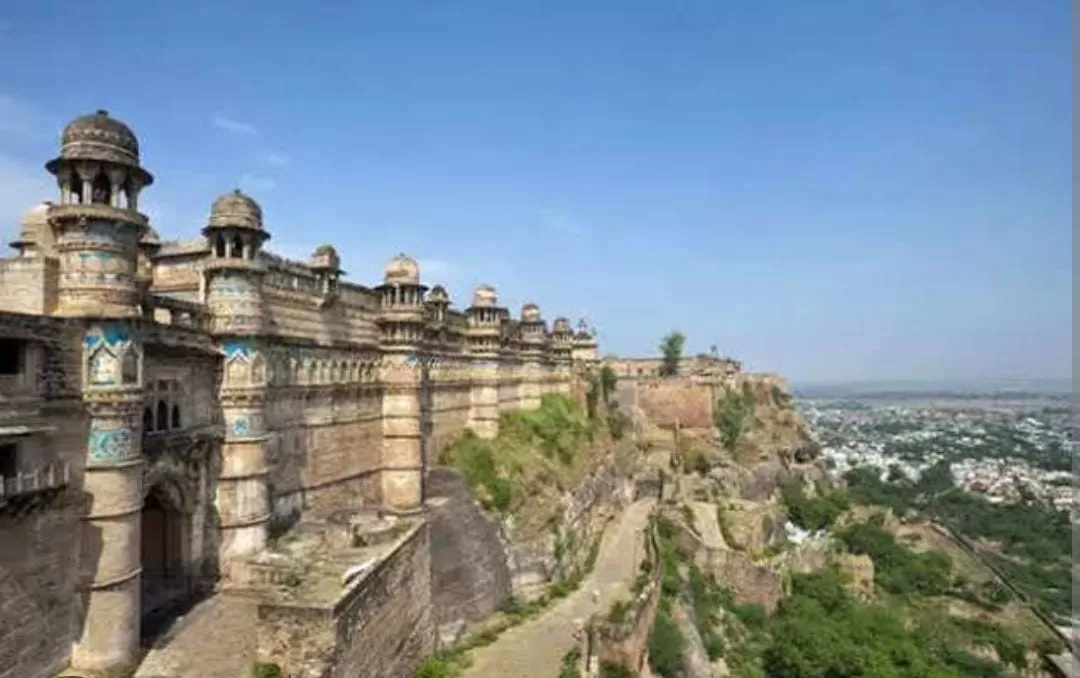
[203,189,270,262]
[45,110,153,209]
[208,189,263,231]
[9,202,53,256]
[46,110,154,318]
[376,253,427,346]
[472,284,497,308]
[521,303,541,322]
[384,253,419,285]
[428,284,449,303]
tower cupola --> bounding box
[45,110,153,317]
[376,254,427,348]
[202,189,270,264]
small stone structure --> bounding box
[0,109,601,677]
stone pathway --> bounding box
[134,594,257,678]
[462,499,655,678]
[689,501,728,550]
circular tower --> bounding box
[550,316,574,395]
[201,190,273,567]
[518,303,547,409]
[45,109,153,318]
[466,285,505,438]
[375,254,428,512]
[46,111,153,674]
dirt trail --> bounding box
[461,499,655,678]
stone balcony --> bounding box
[0,460,70,516]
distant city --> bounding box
[796,389,1073,511]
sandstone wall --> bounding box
[426,467,513,642]
[0,258,57,315]
[0,330,85,678]
[635,379,716,429]
[265,386,384,520]
[255,522,434,678]
[0,497,82,678]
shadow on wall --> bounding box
[426,466,513,639]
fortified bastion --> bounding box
[0,110,599,677]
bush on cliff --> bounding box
[715,382,756,452]
[779,479,850,532]
[440,394,605,528]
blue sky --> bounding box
[0,1,1070,384]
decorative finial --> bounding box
[96,109,109,116]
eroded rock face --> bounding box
[724,501,786,554]
[673,598,714,678]
[837,553,875,600]
[426,468,515,633]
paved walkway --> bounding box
[134,595,257,678]
[462,499,655,678]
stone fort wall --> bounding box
[0,108,602,676]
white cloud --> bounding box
[239,173,277,193]
[260,151,290,167]
[211,115,257,136]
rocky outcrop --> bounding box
[505,458,634,599]
[427,467,515,643]
[837,553,875,600]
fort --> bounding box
[0,110,602,678]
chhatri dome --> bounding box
[207,189,264,231]
[384,253,420,285]
[46,109,153,186]
[521,303,541,322]
[472,284,497,308]
[428,284,450,303]
[10,202,53,252]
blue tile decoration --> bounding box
[83,324,131,348]
[88,428,132,463]
[228,412,265,438]
[223,340,255,360]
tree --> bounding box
[658,331,686,376]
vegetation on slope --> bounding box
[439,393,619,531]
[715,382,757,452]
[651,499,1058,677]
[843,464,1073,620]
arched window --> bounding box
[156,400,168,431]
[171,404,181,429]
[214,235,226,258]
[143,407,154,433]
[231,235,244,259]
[91,173,111,205]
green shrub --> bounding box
[598,660,634,678]
[647,610,687,677]
[559,647,583,678]
[251,664,283,678]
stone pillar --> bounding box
[72,323,144,673]
[217,339,270,568]
[381,353,424,512]
[468,358,500,439]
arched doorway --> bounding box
[140,483,190,639]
